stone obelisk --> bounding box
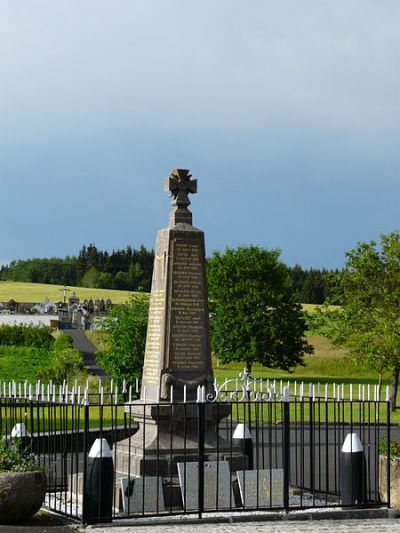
[141,168,214,401]
[115,170,240,485]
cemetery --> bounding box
[0,292,112,330]
[0,170,397,526]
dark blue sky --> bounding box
[1,1,399,268]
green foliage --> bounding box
[314,232,400,405]
[0,243,154,291]
[81,266,100,288]
[0,441,41,473]
[53,333,74,351]
[36,348,84,383]
[0,325,54,349]
[97,296,149,384]
[208,245,313,373]
[379,437,400,458]
[36,335,84,383]
[0,256,78,285]
[0,346,56,382]
[288,265,343,304]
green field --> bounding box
[86,330,391,388]
[214,334,390,384]
[0,281,138,304]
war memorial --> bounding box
[114,169,245,508]
[0,170,394,526]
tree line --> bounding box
[0,243,339,304]
[0,244,154,293]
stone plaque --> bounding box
[142,286,166,387]
[120,476,165,514]
[177,461,234,510]
[236,469,284,508]
[168,234,209,371]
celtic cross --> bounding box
[165,169,197,226]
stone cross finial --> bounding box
[165,169,197,226]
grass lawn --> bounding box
[213,334,391,385]
[301,303,340,312]
[1,404,126,434]
[213,334,397,423]
[85,330,110,351]
[0,281,142,304]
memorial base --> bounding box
[114,401,247,507]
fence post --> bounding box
[197,386,205,519]
[283,386,290,513]
[386,386,391,509]
[122,380,128,438]
[309,385,314,495]
[81,392,90,524]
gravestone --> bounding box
[177,461,234,510]
[115,169,243,506]
[236,469,284,508]
[120,476,165,514]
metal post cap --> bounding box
[11,423,28,437]
[88,438,112,458]
[341,432,363,453]
[233,423,252,439]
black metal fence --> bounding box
[0,382,392,524]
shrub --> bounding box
[53,334,74,351]
[36,332,86,383]
[379,437,400,458]
[0,441,41,473]
[0,346,55,382]
[0,325,54,349]
[36,347,85,383]
[97,296,149,385]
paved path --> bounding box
[2,512,400,533]
[64,329,108,380]
[85,517,400,532]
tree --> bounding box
[207,246,313,373]
[314,232,400,410]
[113,271,129,290]
[81,266,100,288]
[97,296,149,384]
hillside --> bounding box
[0,281,137,304]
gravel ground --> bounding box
[85,517,400,533]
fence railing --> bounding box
[0,373,389,405]
[0,380,392,524]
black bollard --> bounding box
[340,432,366,506]
[233,423,253,469]
[84,438,114,523]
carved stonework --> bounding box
[141,169,213,401]
[165,168,197,226]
